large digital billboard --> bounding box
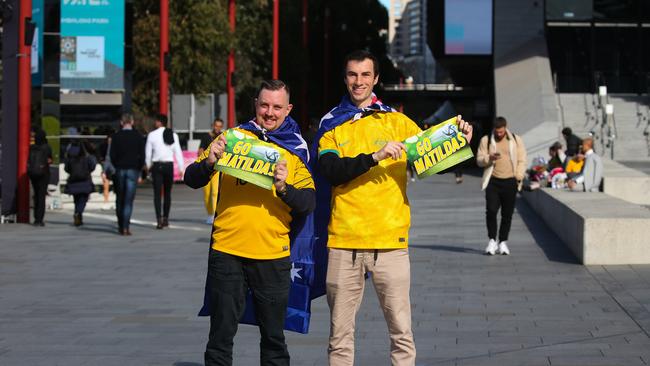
[60,0,124,90]
[444,0,492,55]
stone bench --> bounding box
[522,188,650,265]
[601,159,650,205]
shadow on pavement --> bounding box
[515,198,580,264]
[78,225,122,235]
[410,243,485,255]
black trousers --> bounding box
[73,193,89,214]
[205,249,291,366]
[30,174,49,223]
[485,177,517,242]
[151,162,173,218]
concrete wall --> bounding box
[493,0,561,159]
[601,158,650,205]
[523,188,650,265]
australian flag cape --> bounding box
[309,93,396,285]
[198,116,326,334]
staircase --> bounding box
[558,93,650,161]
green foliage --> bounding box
[132,0,271,119]
[131,0,397,126]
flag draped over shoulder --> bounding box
[198,116,324,334]
[317,93,395,134]
[308,93,396,292]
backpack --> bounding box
[27,145,49,178]
[67,156,90,183]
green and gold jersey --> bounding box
[318,112,421,249]
[196,128,315,259]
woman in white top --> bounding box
[145,114,185,229]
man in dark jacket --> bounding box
[64,142,96,226]
[561,127,582,157]
[28,127,52,226]
[110,113,146,235]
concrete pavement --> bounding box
[2,174,650,365]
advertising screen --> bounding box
[32,0,44,86]
[60,0,124,90]
[444,0,492,55]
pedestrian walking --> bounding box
[315,50,473,366]
[110,113,146,235]
[476,116,527,255]
[198,118,224,224]
[27,127,52,226]
[64,141,97,226]
[184,80,315,366]
[145,114,184,229]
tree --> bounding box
[132,0,271,120]
[130,0,397,127]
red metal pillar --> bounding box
[17,0,32,223]
[159,0,169,116]
[272,0,279,79]
[227,0,236,128]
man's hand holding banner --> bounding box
[404,117,474,178]
[214,129,284,189]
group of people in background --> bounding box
[27,113,187,234]
[527,127,604,193]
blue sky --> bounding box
[379,0,389,9]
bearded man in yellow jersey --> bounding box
[316,50,473,365]
[184,80,315,366]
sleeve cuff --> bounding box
[363,153,379,167]
[319,149,340,157]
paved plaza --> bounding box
[2,173,650,365]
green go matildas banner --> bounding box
[214,129,284,190]
[403,117,474,179]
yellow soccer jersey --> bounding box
[196,128,314,259]
[318,112,421,249]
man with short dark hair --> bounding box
[110,113,145,235]
[316,50,473,365]
[561,127,582,157]
[184,79,315,366]
[477,116,527,255]
[145,113,184,228]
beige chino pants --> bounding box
[327,248,416,366]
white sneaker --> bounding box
[498,241,510,255]
[485,239,498,255]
